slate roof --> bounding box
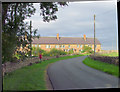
[32,37,101,45]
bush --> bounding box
[32,47,47,56]
[32,48,67,57]
[42,52,50,56]
[49,48,59,56]
[58,49,67,55]
[49,48,67,56]
[14,51,27,61]
[82,46,93,54]
[68,48,74,54]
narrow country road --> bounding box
[47,56,118,90]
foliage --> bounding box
[2,2,68,63]
[49,48,67,56]
[82,46,93,54]
[32,47,47,56]
[2,33,18,63]
[2,3,36,63]
[68,48,74,54]
[31,48,67,57]
[39,2,68,22]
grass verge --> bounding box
[83,57,119,77]
[3,54,83,91]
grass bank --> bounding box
[3,54,83,91]
[83,57,119,77]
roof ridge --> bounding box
[32,36,101,44]
[35,36,76,37]
[33,36,99,40]
[37,37,96,38]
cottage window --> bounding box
[35,45,37,47]
[60,45,62,48]
[63,45,64,48]
[55,45,59,48]
[46,45,49,48]
[80,45,82,48]
[68,45,70,48]
[77,45,79,48]
[39,45,41,47]
[49,45,51,48]
[62,45,65,48]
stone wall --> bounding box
[2,55,70,76]
[89,55,119,66]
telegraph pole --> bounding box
[94,14,96,56]
[30,21,32,57]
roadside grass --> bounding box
[83,57,119,77]
[3,54,84,91]
[98,52,119,57]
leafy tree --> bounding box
[2,3,36,63]
[2,2,68,63]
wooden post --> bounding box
[94,14,96,56]
[30,21,32,57]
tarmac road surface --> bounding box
[47,56,118,90]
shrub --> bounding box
[42,52,50,56]
[58,49,67,55]
[49,48,59,56]
[81,50,85,53]
[32,48,67,57]
[68,48,74,54]
[49,48,67,56]
[32,47,47,56]
[14,51,27,61]
[82,46,93,54]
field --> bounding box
[98,50,118,57]
[100,52,118,57]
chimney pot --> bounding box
[57,33,59,41]
[84,34,86,41]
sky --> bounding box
[24,0,118,50]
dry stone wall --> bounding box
[89,55,119,66]
[2,55,70,76]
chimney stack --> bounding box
[57,33,59,41]
[83,34,86,41]
[25,32,27,40]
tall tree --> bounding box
[2,2,68,63]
